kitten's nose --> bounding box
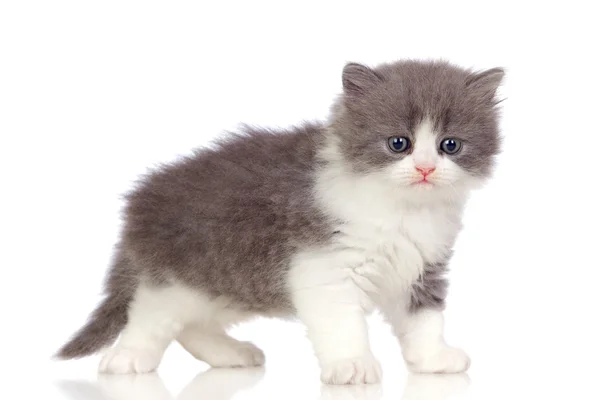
[415,166,436,176]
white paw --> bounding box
[320,355,382,385]
[99,347,162,374]
[405,346,470,374]
[206,341,265,368]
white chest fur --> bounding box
[331,204,462,298]
[313,159,465,303]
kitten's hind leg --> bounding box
[99,284,199,374]
[178,325,265,368]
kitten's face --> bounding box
[332,60,503,200]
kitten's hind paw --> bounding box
[98,347,162,374]
[203,341,266,368]
[405,346,470,374]
[320,355,382,385]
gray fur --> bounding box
[409,258,451,312]
[121,123,331,313]
[56,59,503,359]
[334,60,502,177]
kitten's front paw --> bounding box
[320,355,382,385]
[405,346,470,374]
[99,347,162,374]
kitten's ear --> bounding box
[342,63,383,95]
[466,67,505,101]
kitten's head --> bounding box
[327,60,504,202]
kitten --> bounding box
[56,59,503,384]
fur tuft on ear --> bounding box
[466,67,505,101]
[342,63,383,95]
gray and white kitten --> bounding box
[57,59,503,384]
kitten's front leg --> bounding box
[289,250,382,385]
[384,262,470,374]
[397,308,470,373]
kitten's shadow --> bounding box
[320,372,469,400]
[400,373,471,400]
[56,367,265,400]
[320,382,383,400]
[57,368,469,400]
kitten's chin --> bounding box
[408,183,437,194]
[398,181,472,204]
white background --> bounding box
[1,1,599,399]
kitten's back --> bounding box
[121,123,331,312]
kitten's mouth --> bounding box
[412,178,434,186]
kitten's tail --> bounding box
[55,249,137,360]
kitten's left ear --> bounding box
[342,63,383,95]
[466,67,505,102]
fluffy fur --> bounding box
[56,59,503,384]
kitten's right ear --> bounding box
[342,63,383,95]
[466,67,505,102]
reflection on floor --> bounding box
[56,367,470,400]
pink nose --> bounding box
[415,166,436,176]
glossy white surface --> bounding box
[2,1,599,399]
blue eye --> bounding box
[388,137,411,153]
[440,138,461,154]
